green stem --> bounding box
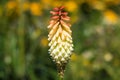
[58,71,64,80]
[60,77,63,80]
[57,64,65,80]
[59,75,64,80]
[16,0,25,77]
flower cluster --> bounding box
[48,6,73,77]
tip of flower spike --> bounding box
[50,6,70,22]
[53,6,65,11]
[54,7,59,11]
[59,6,65,10]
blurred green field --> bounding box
[0,0,120,80]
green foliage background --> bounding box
[0,0,120,80]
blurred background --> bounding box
[0,0,120,80]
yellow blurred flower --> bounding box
[52,1,63,7]
[104,52,113,62]
[23,2,30,11]
[40,37,48,47]
[83,59,90,66]
[6,1,17,10]
[71,53,78,61]
[30,2,42,16]
[41,0,52,9]
[31,29,41,39]
[0,6,2,16]
[91,1,106,11]
[103,10,119,24]
[65,1,78,12]
[41,0,52,5]
[105,0,120,5]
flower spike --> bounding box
[48,6,73,78]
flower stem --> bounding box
[59,75,64,80]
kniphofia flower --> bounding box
[48,6,73,78]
